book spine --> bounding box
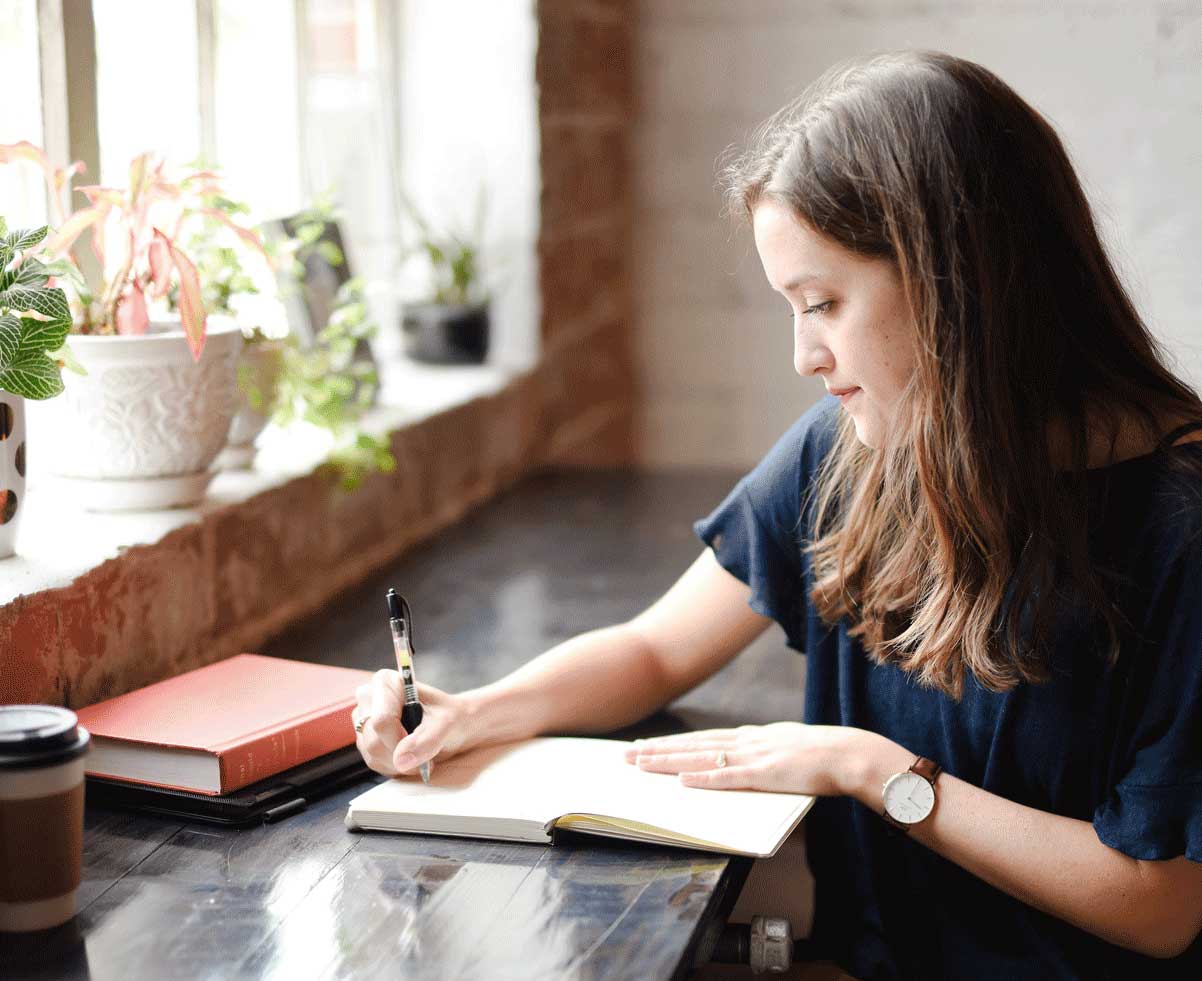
[216,703,354,793]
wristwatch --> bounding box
[881,756,941,831]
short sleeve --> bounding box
[1092,531,1202,862]
[693,396,840,652]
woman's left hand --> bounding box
[623,722,871,796]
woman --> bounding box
[355,50,1202,978]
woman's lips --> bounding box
[834,387,860,406]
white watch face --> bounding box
[883,771,935,825]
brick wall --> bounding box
[534,0,637,466]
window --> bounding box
[0,0,538,366]
[93,0,200,185]
[0,0,47,227]
[297,0,401,287]
[213,0,304,218]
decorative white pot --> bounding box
[31,317,244,511]
[216,339,286,470]
[0,394,26,558]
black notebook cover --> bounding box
[85,744,371,825]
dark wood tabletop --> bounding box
[3,469,807,981]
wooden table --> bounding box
[2,470,807,981]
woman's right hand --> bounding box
[353,669,475,777]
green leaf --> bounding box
[316,241,344,267]
[35,257,87,291]
[11,258,50,291]
[0,348,65,400]
[47,342,86,377]
[0,314,20,369]
[8,226,48,252]
[0,284,71,329]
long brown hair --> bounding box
[721,50,1202,698]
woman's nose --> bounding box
[794,336,834,378]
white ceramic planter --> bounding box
[0,394,26,558]
[31,317,244,511]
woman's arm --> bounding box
[850,733,1202,960]
[637,725,1202,959]
[456,549,772,744]
[361,550,769,776]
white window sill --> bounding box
[1,358,519,607]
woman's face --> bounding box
[752,198,917,448]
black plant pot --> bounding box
[401,302,490,365]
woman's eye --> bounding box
[803,300,833,316]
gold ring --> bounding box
[354,714,368,733]
[715,751,728,768]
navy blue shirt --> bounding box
[694,396,1202,980]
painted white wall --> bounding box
[391,0,541,370]
[633,0,1202,468]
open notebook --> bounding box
[344,737,814,857]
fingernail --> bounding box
[394,753,416,770]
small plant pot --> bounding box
[401,302,489,365]
[30,317,244,511]
[0,395,26,559]
[217,339,287,470]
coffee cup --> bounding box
[0,705,91,932]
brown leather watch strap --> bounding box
[911,756,942,783]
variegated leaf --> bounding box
[12,310,71,354]
[11,258,51,290]
[0,314,21,369]
[0,348,64,400]
[0,285,71,328]
[7,226,48,252]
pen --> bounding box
[387,588,431,784]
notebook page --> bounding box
[346,739,585,835]
[550,739,813,855]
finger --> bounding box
[623,733,739,762]
[679,766,756,790]
[393,712,447,773]
[634,750,741,774]
[362,671,404,759]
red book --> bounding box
[75,654,373,795]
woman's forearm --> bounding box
[457,623,675,746]
[847,733,1202,959]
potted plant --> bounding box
[173,184,289,469]
[398,189,491,365]
[0,143,263,510]
[179,191,394,487]
[0,218,79,557]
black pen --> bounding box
[387,588,431,784]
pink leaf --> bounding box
[115,282,149,335]
[197,207,271,260]
[128,152,153,202]
[1,142,86,223]
[90,217,107,270]
[75,185,125,206]
[0,141,52,171]
[42,204,110,257]
[147,236,171,298]
[156,229,206,361]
